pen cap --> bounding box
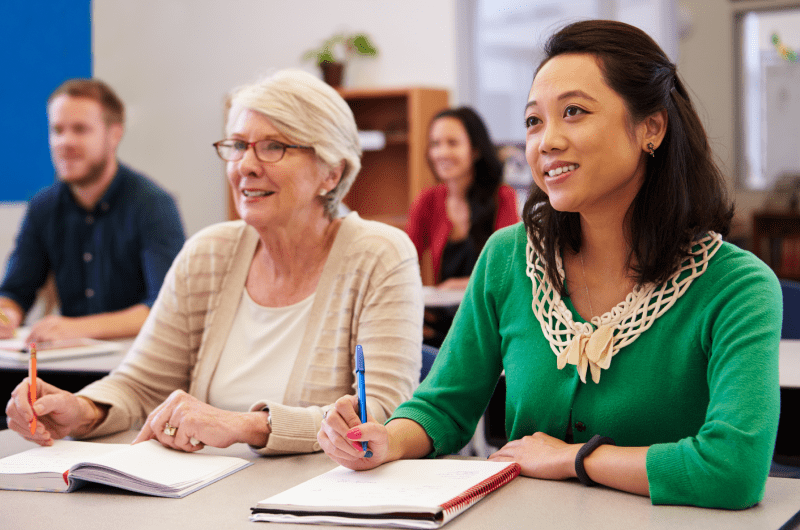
[355,345,364,372]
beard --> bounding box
[56,151,110,188]
[70,156,109,188]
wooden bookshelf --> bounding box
[336,87,449,228]
[752,211,800,281]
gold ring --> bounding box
[163,423,177,437]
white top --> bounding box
[207,288,315,412]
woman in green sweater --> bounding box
[318,20,781,509]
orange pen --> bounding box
[29,343,37,435]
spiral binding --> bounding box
[438,463,521,522]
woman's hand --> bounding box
[132,390,270,452]
[488,431,581,480]
[317,395,389,470]
[5,378,91,445]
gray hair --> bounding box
[226,69,361,218]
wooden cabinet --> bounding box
[752,211,800,281]
[226,87,449,228]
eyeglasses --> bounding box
[213,139,314,163]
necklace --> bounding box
[579,251,596,321]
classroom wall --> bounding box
[676,0,798,234]
[92,0,458,238]
[2,0,790,266]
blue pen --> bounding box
[355,345,372,458]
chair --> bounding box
[420,344,438,382]
[770,280,800,478]
[779,279,800,339]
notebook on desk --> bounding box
[250,459,521,528]
[0,439,252,498]
[0,336,124,363]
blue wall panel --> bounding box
[0,0,92,202]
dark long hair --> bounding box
[429,107,504,251]
[523,20,734,295]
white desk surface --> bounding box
[0,336,133,373]
[422,286,466,308]
[780,339,800,388]
[1,430,798,530]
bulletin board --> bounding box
[0,0,92,202]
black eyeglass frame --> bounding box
[213,139,314,163]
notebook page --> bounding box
[258,459,514,512]
[80,439,247,487]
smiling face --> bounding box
[47,95,121,187]
[428,116,476,185]
[227,108,336,232]
[524,53,648,217]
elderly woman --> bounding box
[6,69,423,455]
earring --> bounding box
[318,189,328,197]
[647,142,656,157]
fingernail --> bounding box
[33,404,42,414]
[364,450,373,458]
[346,428,362,440]
[352,441,362,450]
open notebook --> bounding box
[0,440,252,498]
[0,335,124,362]
[251,459,521,529]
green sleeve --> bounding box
[390,228,513,455]
[646,252,781,508]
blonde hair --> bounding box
[227,69,361,218]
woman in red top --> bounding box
[406,107,519,346]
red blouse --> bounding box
[405,184,520,284]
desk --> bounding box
[422,286,465,308]
[0,337,133,429]
[1,430,799,530]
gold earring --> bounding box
[647,142,656,157]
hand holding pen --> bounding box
[317,345,391,470]
[0,306,20,339]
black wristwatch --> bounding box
[575,434,616,486]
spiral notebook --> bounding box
[250,459,521,529]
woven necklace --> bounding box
[526,232,723,384]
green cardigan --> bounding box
[392,223,781,509]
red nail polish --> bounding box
[346,428,362,440]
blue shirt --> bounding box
[0,163,185,317]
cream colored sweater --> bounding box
[78,212,423,454]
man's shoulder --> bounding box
[116,162,176,202]
[26,182,67,219]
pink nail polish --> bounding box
[347,428,362,440]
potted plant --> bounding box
[303,33,378,87]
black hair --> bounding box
[522,19,734,295]
[429,106,504,251]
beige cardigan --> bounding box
[78,212,423,454]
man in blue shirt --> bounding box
[0,79,185,342]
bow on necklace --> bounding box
[556,324,616,384]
